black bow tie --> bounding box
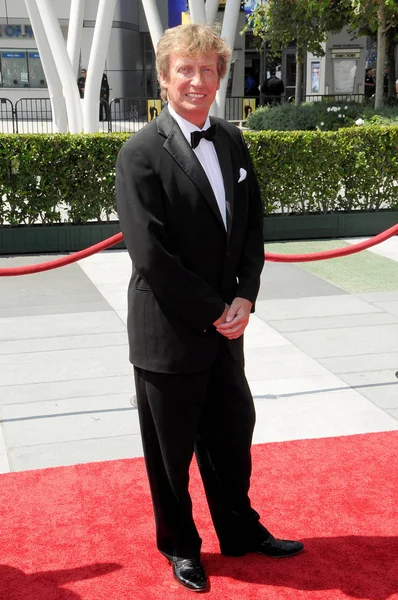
[190,124,218,149]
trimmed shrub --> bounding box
[0,133,128,226]
[245,127,398,214]
[0,128,397,225]
[247,101,398,131]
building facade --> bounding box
[0,0,167,105]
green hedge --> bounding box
[245,127,398,214]
[0,127,397,225]
[0,133,129,226]
[246,101,398,132]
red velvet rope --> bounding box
[265,223,398,262]
[0,224,397,277]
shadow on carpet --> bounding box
[1,431,397,599]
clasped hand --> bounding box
[213,297,252,340]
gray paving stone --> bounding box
[255,295,381,322]
[253,388,398,444]
[371,301,398,318]
[270,312,398,333]
[0,332,128,355]
[0,392,135,420]
[0,291,109,309]
[258,263,345,300]
[0,345,131,386]
[7,434,144,472]
[0,311,125,342]
[386,408,398,421]
[319,352,398,374]
[337,370,398,409]
[244,346,330,381]
[0,423,9,473]
[3,400,140,447]
[0,302,111,318]
[284,324,398,359]
[358,291,398,303]
[0,374,135,405]
[0,258,111,316]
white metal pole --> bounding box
[24,0,68,132]
[188,0,207,25]
[141,0,164,51]
[67,0,86,76]
[205,0,220,25]
[36,0,83,133]
[83,0,117,132]
[216,0,241,118]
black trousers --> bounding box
[134,338,267,561]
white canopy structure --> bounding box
[25,0,242,131]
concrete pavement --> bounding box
[0,236,397,473]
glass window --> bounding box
[1,50,28,87]
[28,52,46,88]
[0,48,47,88]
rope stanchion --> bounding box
[264,223,398,262]
[0,232,124,277]
[0,224,397,277]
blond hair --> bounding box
[156,24,231,101]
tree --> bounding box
[350,0,398,108]
[246,0,350,105]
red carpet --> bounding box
[1,432,397,600]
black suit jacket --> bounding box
[116,106,264,373]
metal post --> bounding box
[216,0,241,118]
[205,0,219,25]
[24,0,68,132]
[141,0,164,52]
[36,0,83,133]
[83,0,117,133]
[67,0,86,77]
[188,0,207,25]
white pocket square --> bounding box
[238,168,247,183]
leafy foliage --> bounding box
[0,130,397,226]
[0,133,128,226]
[245,126,398,214]
[247,101,398,131]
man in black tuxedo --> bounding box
[116,24,303,593]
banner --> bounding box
[168,0,188,28]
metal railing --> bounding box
[109,97,154,132]
[15,98,53,133]
[0,98,15,133]
[303,93,367,103]
[2,93,393,133]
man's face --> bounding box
[81,70,86,78]
[160,52,220,128]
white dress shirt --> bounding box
[168,104,227,229]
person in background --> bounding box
[364,68,375,98]
[383,67,389,96]
[244,71,257,96]
[261,68,285,105]
[100,72,110,121]
[77,68,86,98]
[116,23,303,594]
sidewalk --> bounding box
[1,237,397,474]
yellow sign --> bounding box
[181,11,191,23]
[147,99,162,121]
[242,98,256,120]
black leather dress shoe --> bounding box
[170,559,209,592]
[252,533,304,558]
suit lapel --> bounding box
[211,122,234,239]
[158,107,226,233]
